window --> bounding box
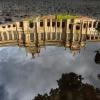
[69,24,73,29]
[83,23,87,28]
[19,22,23,27]
[13,24,16,27]
[40,20,43,27]
[47,19,50,27]
[8,31,12,40]
[57,22,60,27]
[62,21,65,28]
[8,25,11,28]
[3,32,7,40]
[52,20,55,27]
[91,36,94,40]
[93,21,97,28]
[2,26,5,28]
[29,22,34,28]
[89,22,92,28]
[86,35,90,40]
[52,33,56,40]
[47,33,50,40]
[76,25,80,30]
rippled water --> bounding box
[0,42,100,100]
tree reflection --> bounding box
[95,50,100,64]
[33,72,100,100]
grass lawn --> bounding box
[57,15,79,20]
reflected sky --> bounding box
[0,42,100,100]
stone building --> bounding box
[0,15,99,57]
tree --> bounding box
[33,72,100,100]
[95,51,100,64]
[57,72,83,91]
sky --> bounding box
[0,42,100,100]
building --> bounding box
[0,15,100,57]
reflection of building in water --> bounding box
[0,15,100,57]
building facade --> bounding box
[0,15,100,57]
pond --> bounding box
[0,42,100,100]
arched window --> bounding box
[83,23,87,28]
[89,22,92,28]
[19,22,23,27]
[29,22,34,28]
[2,26,5,28]
[69,24,73,30]
[13,24,16,27]
[76,25,80,30]
[8,31,12,40]
[47,19,50,27]
[52,32,56,40]
[40,20,43,27]
[93,21,97,28]
[62,21,65,28]
[3,32,7,40]
[52,19,55,27]
[8,25,11,28]
[57,22,60,27]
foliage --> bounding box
[33,72,100,100]
[57,15,79,20]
